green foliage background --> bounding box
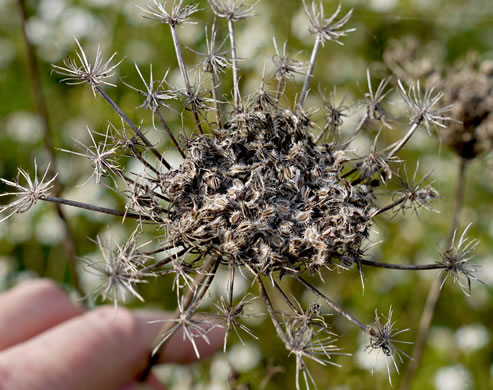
[0,0,492,389]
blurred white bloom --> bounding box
[25,16,51,46]
[60,7,98,38]
[84,0,117,7]
[429,326,455,353]
[434,364,473,390]
[369,0,397,12]
[228,341,261,372]
[5,111,42,143]
[39,0,67,21]
[34,212,65,245]
[210,355,232,382]
[455,324,490,352]
[356,343,387,372]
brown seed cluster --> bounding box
[162,105,375,274]
[441,59,493,159]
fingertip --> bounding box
[0,279,82,350]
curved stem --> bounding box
[400,157,468,390]
[140,248,189,273]
[42,196,154,220]
[275,77,285,104]
[156,109,186,159]
[18,0,83,295]
[257,275,289,344]
[95,86,170,169]
[211,72,222,129]
[360,259,445,271]
[140,254,218,380]
[340,113,368,150]
[375,195,407,216]
[296,276,370,334]
[387,122,419,160]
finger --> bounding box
[122,373,167,390]
[0,279,83,350]
[0,307,224,390]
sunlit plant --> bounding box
[1,1,485,388]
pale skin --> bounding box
[0,279,224,390]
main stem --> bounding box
[400,157,468,390]
[169,24,203,134]
[387,122,419,160]
[299,35,321,108]
[297,276,370,333]
[228,18,241,108]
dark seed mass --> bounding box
[162,104,375,274]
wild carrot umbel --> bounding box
[2,1,487,388]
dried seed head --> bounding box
[0,161,57,223]
[52,38,122,96]
[303,1,355,46]
[139,0,200,26]
[162,104,375,275]
[438,223,484,296]
[440,58,493,159]
[208,0,258,21]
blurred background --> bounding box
[1,0,493,389]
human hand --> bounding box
[0,279,224,390]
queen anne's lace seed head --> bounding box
[1,1,486,388]
[0,161,57,223]
[303,1,355,46]
[138,0,200,26]
[52,38,122,96]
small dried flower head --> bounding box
[398,79,455,132]
[214,293,260,351]
[440,58,493,159]
[208,0,258,21]
[355,130,393,184]
[59,126,121,185]
[283,306,341,390]
[303,1,355,46]
[318,86,349,136]
[52,38,122,96]
[383,36,442,86]
[366,307,412,386]
[272,38,306,81]
[122,64,175,120]
[438,223,483,296]
[149,293,213,358]
[138,0,200,26]
[0,160,57,223]
[192,24,231,75]
[393,163,439,216]
[82,230,150,311]
[364,69,392,126]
